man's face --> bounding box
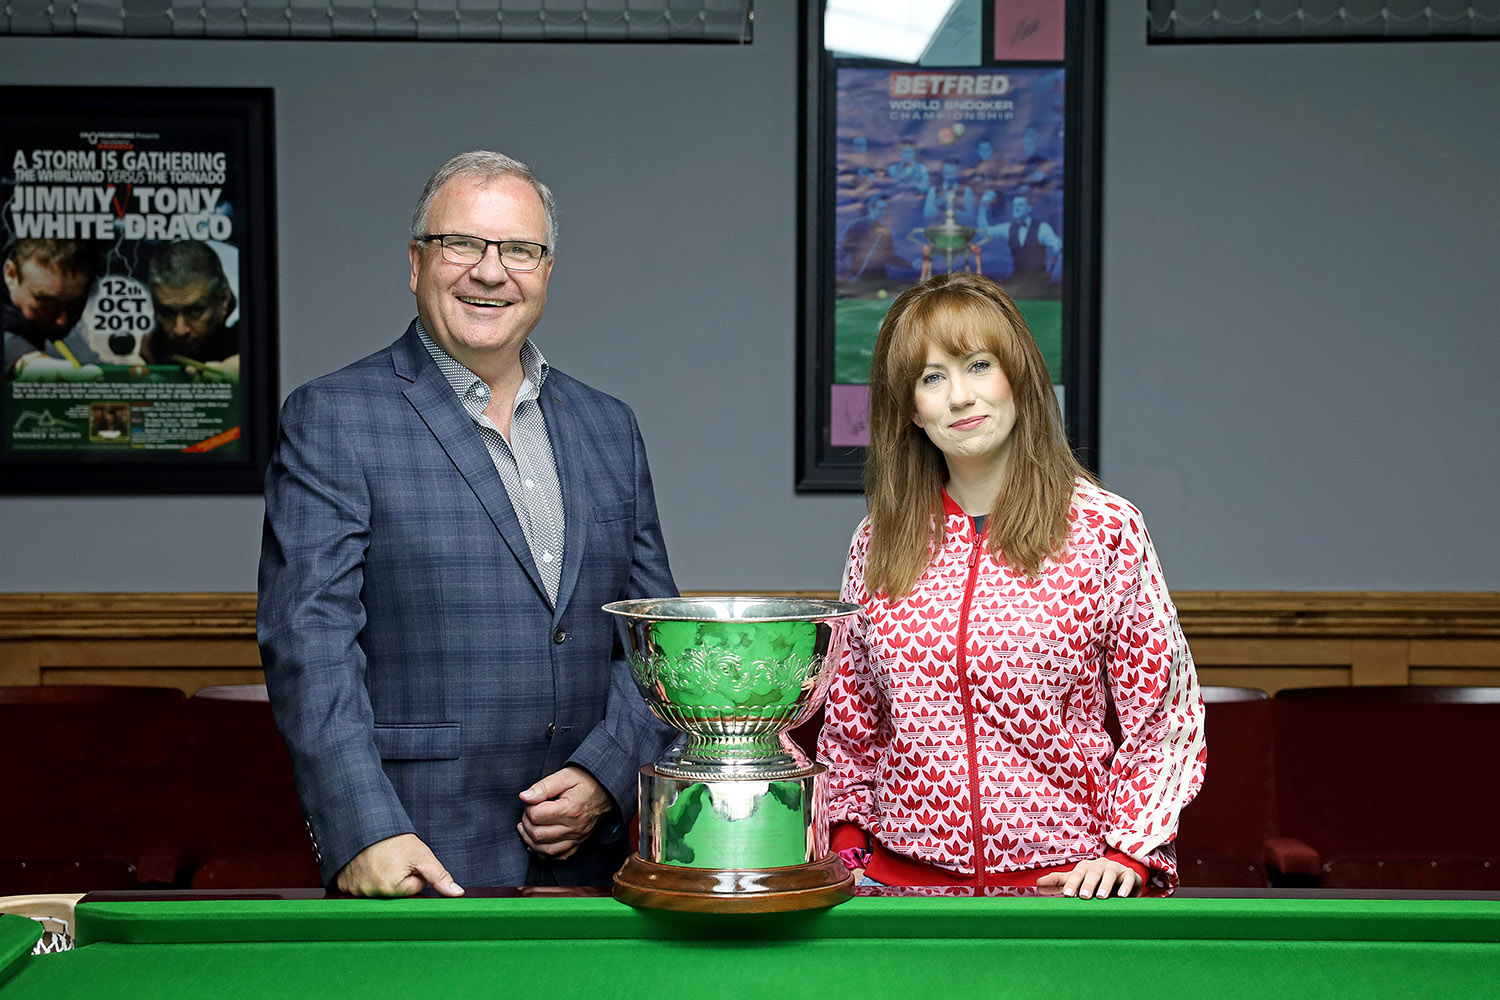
[3,256,91,334]
[408,175,553,371]
[942,162,959,185]
[1010,196,1033,223]
[977,140,993,160]
[899,145,916,165]
[152,278,231,342]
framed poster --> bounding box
[797,1,1101,491]
[1,87,276,494]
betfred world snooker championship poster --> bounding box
[830,66,1065,449]
[0,87,275,494]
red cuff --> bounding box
[1103,847,1151,886]
[831,822,871,855]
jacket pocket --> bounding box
[591,499,633,523]
[372,722,461,761]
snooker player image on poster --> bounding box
[830,66,1066,450]
[0,86,276,494]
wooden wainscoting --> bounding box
[1,591,1498,695]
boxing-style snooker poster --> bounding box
[0,87,276,493]
[797,0,1100,491]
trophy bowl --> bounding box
[603,596,862,912]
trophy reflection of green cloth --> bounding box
[661,781,807,868]
[649,620,817,715]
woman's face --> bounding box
[911,343,1017,469]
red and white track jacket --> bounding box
[819,481,1206,891]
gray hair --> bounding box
[147,240,228,296]
[410,150,558,253]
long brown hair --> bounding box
[863,272,1091,597]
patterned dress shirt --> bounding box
[417,322,566,605]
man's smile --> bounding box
[458,295,512,308]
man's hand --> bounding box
[1036,857,1141,899]
[192,356,241,383]
[335,833,464,898]
[517,765,612,860]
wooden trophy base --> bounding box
[612,854,855,913]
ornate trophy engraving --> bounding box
[603,596,862,912]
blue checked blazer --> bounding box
[258,321,677,888]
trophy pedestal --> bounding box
[613,854,853,914]
[613,763,854,913]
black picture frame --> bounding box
[1,86,277,494]
[796,1,1102,491]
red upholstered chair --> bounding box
[1272,686,1500,890]
[0,685,184,705]
[184,693,322,889]
[0,692,192,894]
[788,710,824,763]
[1174,687,1317,887]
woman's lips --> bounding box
[950,415,987,430]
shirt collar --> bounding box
[415,321,550,414]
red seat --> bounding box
[1175,688,1307,887]
[183,697,321,888]
[0,685,184,705]
[0,698,192,894]
[1272,686,1500,890]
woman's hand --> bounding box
[1036,858,1141,899]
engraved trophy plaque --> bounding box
[603,596,862,912]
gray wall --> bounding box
[1,5,1496,593]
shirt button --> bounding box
[552,628,567,644]
[545,722,556,740]
[525,479,535,489]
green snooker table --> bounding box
[2,890,1498,999]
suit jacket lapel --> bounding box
[540,382,587,623]
[393,324,548,601]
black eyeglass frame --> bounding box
[415,234,552,271]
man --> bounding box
[885,141,930,194]
[965,138,1003,197]
[977,187,1063,296]
[838,194,906,286]
[2,238,100,374]
[922,160,976,224]
[140,240,239,378]
[258,151,677,897]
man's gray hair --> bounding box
[410,150,558,253]
[147,240,228,296]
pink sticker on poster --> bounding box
[829,384,871,448]
[993,0,1066,62]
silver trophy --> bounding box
[603,596,862,912]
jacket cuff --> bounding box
[1104,847,1151,886]
[567,729,636,822]
[831,822,872,855]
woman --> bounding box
[818,273,1205,898]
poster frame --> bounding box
[0,85,277,495]
[795,0,1102,491]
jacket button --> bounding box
[545,722,556,739]
[552,628,567,644]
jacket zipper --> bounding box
[951,522,986,886]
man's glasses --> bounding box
[417,234,550,271]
